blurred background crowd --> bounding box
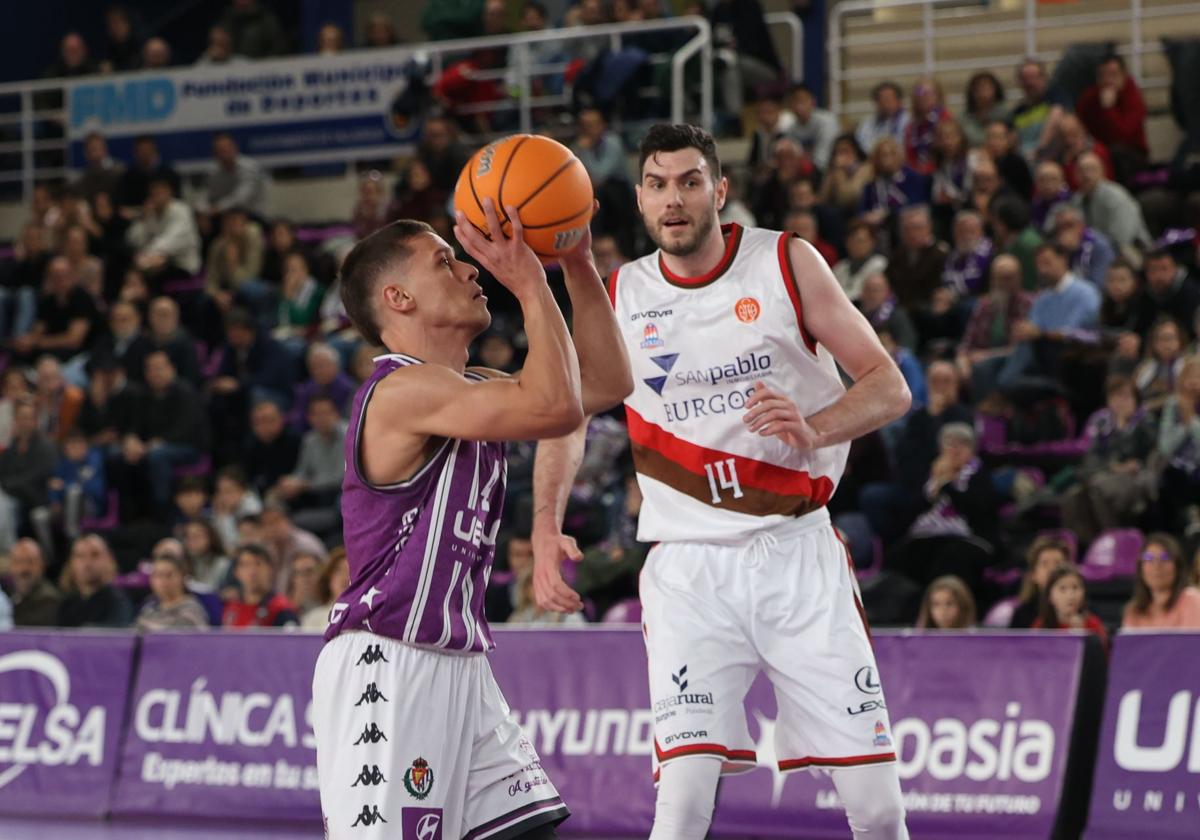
[1,0,1200,642]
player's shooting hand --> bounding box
[556,201,599,274]
[743,381,821,451]
[453,197,546,299]
[531,529,584,614]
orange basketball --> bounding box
[453,134,594,259]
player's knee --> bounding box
[650,757,720,840]
[846,796,906,836]
[836,765,908,839]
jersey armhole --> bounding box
[355,374,451,494]
[606,267,620,309]
[777,232,820,356]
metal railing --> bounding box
[828,0,1200,120]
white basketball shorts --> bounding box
[640,507,898,779]
[313,632,568,840]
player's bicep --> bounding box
[792,238,894,382]
[377,367,567,442]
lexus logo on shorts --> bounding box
[854,666,881,695]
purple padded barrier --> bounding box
[602,598,642,624]
[1080,529,1144,582]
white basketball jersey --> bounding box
[611,223,849,544]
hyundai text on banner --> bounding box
[112,632,324,820]
[0,631,136,817]
[64,49,423,167]
[1087,632,1200,839]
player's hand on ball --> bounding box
[555,201,599,272]
[453,197,546,297]
[531,530,584,614]
[743,381,821,451]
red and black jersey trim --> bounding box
[606,267,619,309]
[777,232,819,355]
[658,223,744,289]
[778,752,897,772]
[463,795,569,840]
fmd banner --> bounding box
[63,49,426,167]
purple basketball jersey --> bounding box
[325,353,506,652]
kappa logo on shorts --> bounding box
[671,665,689,692]
[854,666,881,695]
[351,805,387,827]
[352,764,387,787]
[355,682,389,706]
[403,757,435,800]
[402,807,444,840]
[356,644,389,666]
[354,722,388,744]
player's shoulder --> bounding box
[464,366,512,381]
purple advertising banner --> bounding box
[491,629,1086,840]
[111,632,324,821]
[0,630,136,817]
[1087,632,1200,839]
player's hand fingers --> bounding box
[743,397,792,424]
[747,408,794,433]
[560,535,583,563]
[536,574,582,613]
[745,381,784,408]
[481,197,504,241]
[504,204,523,245]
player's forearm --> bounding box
[532,419,588,535]
[561,258,633,414]
[515,282,584,432]
[806,364,912,448]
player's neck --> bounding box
[659,224,730,281]
[381,325,471,373]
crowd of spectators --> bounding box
[1,2,1200,638]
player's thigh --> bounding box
[642,542,759,770]
[312,634,476,840]
[463,660,569,840]
[757,527,897,769]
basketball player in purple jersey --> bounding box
[311,198,632,840]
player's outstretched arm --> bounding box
[557,211,634,414]
[373,200,583,442]
[746,238,911,450]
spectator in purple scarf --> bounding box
[859,136,931,231]
[932,119,971,214]
[1052,205,1115,288]
[942,210,994,297]
[1032,161,1072,232]
[289,342,355,431]
[904,77,951,176]
[956,254,1033,401]
[857,272,919,351]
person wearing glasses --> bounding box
[1122,533,1200,629]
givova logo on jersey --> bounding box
[0,651,108,789]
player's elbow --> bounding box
[889,372,913,421]
[583,370,634,415]
[530,400,587,439]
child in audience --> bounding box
[1033,564,1109,652]
[916,575,977,629]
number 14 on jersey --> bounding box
[704,458,744,504]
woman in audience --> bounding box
[961,71,1007,148]
[916,575,977,629]
[1033,563,1108,652]
[833,220,888,302]
[350,171,389,239]
[136,551,210,631]
[182,518,232,593]
[302,547,349,630]
[818,134,872,221]
[274,252,324,346]
[931,120,972,221]
[1011,534,1074,628]
[1122,533,1200,629]
[287,551,325,619]
[904,76,949,175]
[0,368,32,451]
[859,136,928,234]
[261,219,298,287]
[1133,317,1187,410]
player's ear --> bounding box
[382,282,416,314]
[714,175,728,212]
[634,183,643,215]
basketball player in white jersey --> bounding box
[532,125,913,838]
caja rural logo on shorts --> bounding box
[403,756,435,800]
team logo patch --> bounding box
[640,323,665,348]
[403,757,435,800]
[402,807,444,840]
[873,720,891,748]
[734,296,761,323]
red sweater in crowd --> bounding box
[1033,612,1109,653]
[1076,78,1148,154]
[222,593,299,628]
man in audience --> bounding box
[222,543,299,628]
[146,296,202,385]
[1052,204,1116,288]
[273,396,345,535]
[957,254,1035,400]
[0,401,56,554]
[44,32,97,80]
[886,205,949,337]
[1136,249,1200,340]
[127,177,202,282]
[1075,54,1148,185]
[788,83,838,170]
[7,539,61,626]
[117,135,181,214]
[141,37,172,69]
[0,223,50,343]
[243,399,300,494]
[857,272,919,351]
[57,534,133,628]
[196,25,246,65]
[1072,151,1151,253]
[989,194,1043,290]
[1010,58,1064,160]
[10,256,98,367]
[92,300,151,384]
[117,352,206,517]
[1000,241,1102,385]
[197,133,269,228]
[260,499,327,593]
[75,133,124,202]
[855,81,910,153]
[219,0,287,59]
[982,119,1033,199]
[417,113,469,194]
[205,207,268,312]
[79,352,144,450]
[291,342,355,429]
